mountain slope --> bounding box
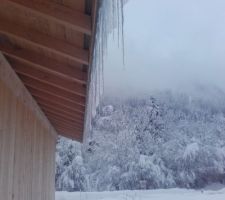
[56,89,225,191]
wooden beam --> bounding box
[38,102,84,120]
[6,0,92,35]
[50,119,83,132]
[54,129,82,142]
[9,59,86,96]
[35,97,84,120]
[20,75,86,106]
[0,18,89,65]
[0,52,57,138]
[0,42,87,84]
[54,124,83,134]
[45,112,84,128]
[42,108,83,123]
[48,116,83,130]
[35,97,84,119]
[53,125,83,137]
[55,127,82,142]
[27,86,85,113]
[35,98,84,122]
[46,114,83,128]
[55,124,83,138]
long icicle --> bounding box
[83,0,126,145]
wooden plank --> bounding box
[0,57,56,200]
[6,0,92,35]
[34,96,84,116]
[45,112,83,128]
[49,121,83,134]
[27,86,85,113]
[55,126,82,142]
[0,53,57,136]
[0,41,87,84]
[20,75,86,105]
[49,116,83,130]
[0,79,16,200]
[50,119,83,132]
[56,126,83,141]
[53,124,83,137]
[39,102,84,124]
[0,7,84,48]
[34,97,84,119]
[53,128,82,142]
[52,0,85,12]
[36,101,84,119]
[0,18,89,65]
[42,108,83,123]
[39,102,84,125]
[9,59,86,96]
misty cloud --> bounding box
[104,0,225,97]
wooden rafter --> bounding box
[53,127,83,139]
[55,124,83,138]
[50,116,83,128]
[27,86,85,112]
[35,101,84,122]
[34,96,85,117]
[50,119,83,132]
[42,108,83,123]
[9,59,86,96]
[45,112,84,127]
[0,42,87,84]
[47,114,83,127]
[20,75,86,106]
[34,99,85,121]
[0,19,89,65]
[5,0,92,35]
[0,0,99,141]
[40,109,83,125]
[54,124,83,134]
[55,127,82,141]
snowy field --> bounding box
[56,186,225,200]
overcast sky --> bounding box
[104,0,225,97]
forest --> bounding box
[55,87,225,192]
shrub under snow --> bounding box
[56,89,225,191]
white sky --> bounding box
[104,0,225,97]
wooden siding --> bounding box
[0,53,56,200]
[0,0,99,140]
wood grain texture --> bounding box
[0,18,89,65]
[0,53,57,136]
[0,0,96,141]
[6,0,92,35]
[10,59,86,97]
[0,54,56,200]
[20,75,86,106]
[0,41,87,84]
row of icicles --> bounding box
[83,0,126,143]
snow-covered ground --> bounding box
[56,185,225,200]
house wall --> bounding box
[0,53,57,200]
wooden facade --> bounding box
[0,0,98,141]
[0,0,99,200]
[0,54,56,200]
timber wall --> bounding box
[0,53,57,200]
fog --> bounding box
[104,0,225,97]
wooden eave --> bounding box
[0,0,99,142]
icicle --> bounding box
[83,0,126,144]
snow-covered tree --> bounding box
[56,87,225,191]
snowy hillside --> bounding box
[56,89,225,192]
[56,186,225,200]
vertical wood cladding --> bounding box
[0,54,56,200]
